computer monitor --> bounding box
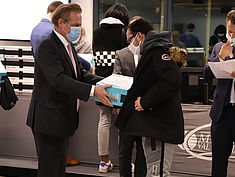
[180,67,216,104]
[186,48,206,67]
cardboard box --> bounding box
[94,74,133,107]
[0,61,6,83]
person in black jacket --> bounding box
[115,17,184,177]
[92,3,129,173]
[209,24,226,54]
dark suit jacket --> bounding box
[113,47,135,77]
[203,42,233,122]
[27,31,101,137]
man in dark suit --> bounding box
[203,10,235,177]
[30,0,80,166]
[30,0,90,167]
[26,3,115,177]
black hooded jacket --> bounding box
[115,30,184,144]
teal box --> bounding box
[0,61,6,83]
[94,74,133,107]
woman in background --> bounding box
[92,3,129,173]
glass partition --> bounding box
[172,0,233,61]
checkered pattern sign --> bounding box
[94,51,116,67]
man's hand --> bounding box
[94,84,117,107]
[135,97,144,111]
[219,41,233,60]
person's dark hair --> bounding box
[52,3,82,26]
[187,23,195,30]
[226,10,235,24]
[127,17,153,35]
[104,3,129,27]
[47,1,63,14]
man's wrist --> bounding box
[219,53,225,61]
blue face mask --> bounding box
[66,26,81,43]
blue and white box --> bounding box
[0,61,6,83]
[94,74,133,107]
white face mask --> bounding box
[128,34,141,55]
[226,33,235,46]
[217,33,225,37]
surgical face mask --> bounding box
[62,21,81,43]
[217,33,225,37]
[226,33,235,46]
[66,26,81,43]
[128,35,141,55]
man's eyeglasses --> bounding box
[127,33,137,43]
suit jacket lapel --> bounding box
[51,32,79,79]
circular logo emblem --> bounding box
[179,123,235,162]
[161,54,171,61]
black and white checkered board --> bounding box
[94,51,116,67]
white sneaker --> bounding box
[131,163,135,173]
[99,160,113,173]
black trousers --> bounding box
[33,131,69,177]
[211,104,235,177]
[119,134,147,177]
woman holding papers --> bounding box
[203,10,235,177]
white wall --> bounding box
[0,0,94,47]
[72,0,93,45]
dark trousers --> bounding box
[33,131,69,177]
[211,105,235,177]
[119,134,147,177]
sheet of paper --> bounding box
[98,74,133,90]
[208,60,235,79]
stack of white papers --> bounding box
[98,74,133,90]
[95,74,133,107]
[208,60,235,78]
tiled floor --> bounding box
[0,155,208,177]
